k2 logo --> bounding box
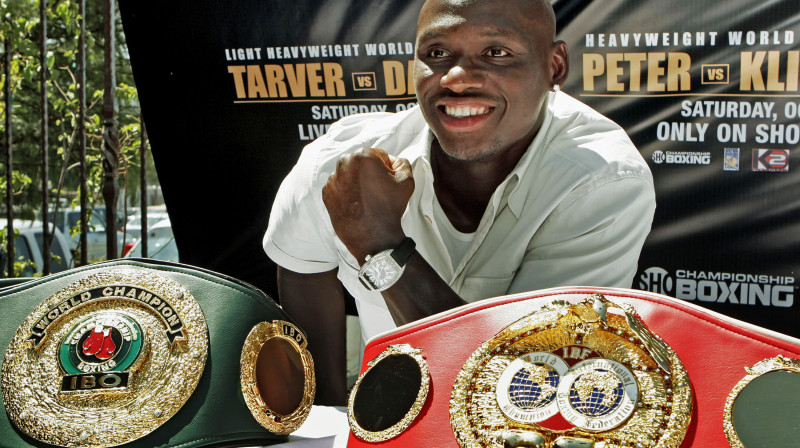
[752,148,789,172]
[352,72,377,91]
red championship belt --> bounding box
[346,287,800,448]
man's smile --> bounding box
[443,105,491,118]
[435,97,497,131]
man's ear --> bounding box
[551,40,569,87]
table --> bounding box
[257,406,350,448]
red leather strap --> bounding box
[347,287,800,447]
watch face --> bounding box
[362,252,401,290]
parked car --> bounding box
[50,206,124,262]
[123,218,179,262]
[119,206,170,247]
[0,219,74,276]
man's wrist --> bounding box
[350,231,408,265]
[358,237,416,292]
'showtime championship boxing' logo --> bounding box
[639,266,795,307]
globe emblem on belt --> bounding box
[556,358,639,432]
[509,365,559,408]
[567,370,624,417]
[496,352,569,423]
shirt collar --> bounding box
[398,126,434,166]
[398,92,556,219]
[505,91,557,218]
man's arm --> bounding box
[381,250,466,326]
[322,147,466,327]
[277,266,347,406]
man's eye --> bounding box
[427,48,449,58]
[487,48,509,57]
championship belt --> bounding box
[0,258,315,448]
[346,287,800,448]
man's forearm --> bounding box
[381,251,467,326]
[277,267,347,406]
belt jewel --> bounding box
[450,294,693,448]
[348,344,431,442]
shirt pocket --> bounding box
[459,273,515,303]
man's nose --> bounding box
[440,63,484,92]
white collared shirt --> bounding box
[264,92,656,342]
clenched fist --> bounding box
[322,148,414,264]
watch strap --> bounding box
[389,237,416,267]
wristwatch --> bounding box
[358,237,416,292]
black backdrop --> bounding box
[119,0,800,336]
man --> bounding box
[264,0,655,405]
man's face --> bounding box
[414,0,560,162]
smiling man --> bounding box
[264,0,655,405]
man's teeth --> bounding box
[445,106,488,118]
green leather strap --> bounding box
[0,258,307,448]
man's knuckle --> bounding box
[352,148,373,160]
[335,154,350,168]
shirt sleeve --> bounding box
[508,172,656,292]
[263,154,339,273]
[263,112,398,274]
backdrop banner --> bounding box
[119,0,800,336]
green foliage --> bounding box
[0,0,158,271]
[0,227,37,277]
[0,170,32,202]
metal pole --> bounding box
[40,0,50,275]
[78,0,87,266]
[139,120,147,258]
[4,39,14,277]
[102,0,119,260]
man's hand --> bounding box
[322,148,466,328]
[322,148,414,263]
[322,147,465,327]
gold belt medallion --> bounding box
[724,355,800,448]
[347,344,431,442]
[240,320,315,435]
[1,268,209,448]
[450,294,692,448]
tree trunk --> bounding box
[40,0,50,275]
[78,0,88,266]
[4,39,14,277]
[102,0,119,260]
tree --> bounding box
[0,0,158,274]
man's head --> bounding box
[414,0,568,162]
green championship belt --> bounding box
[0,258,315,448]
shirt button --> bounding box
[424,215,432,224]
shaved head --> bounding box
[418,0,557,42]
